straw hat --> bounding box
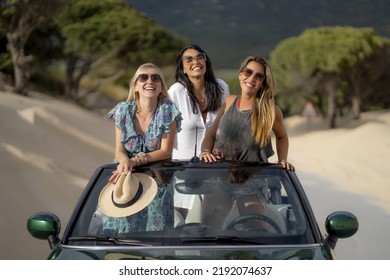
[98,172,157,218]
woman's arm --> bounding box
[272,105,295,171]
[109,127,136,182]
[200,96,236,162]
[145,121,177,162]
[199,112,221,162]
[110,121,177,183]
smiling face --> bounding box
[239,60,266,96]
[135,67,163,100]
[181,48,207,79]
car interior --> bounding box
[71,164,310,246]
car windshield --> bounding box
[67,161,313,246]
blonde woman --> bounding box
[101,63,182,234]
[200,56,294,171]
[109,63,182,183]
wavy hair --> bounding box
[127,63,169,109]
[238,56,276,147]
[174,44,223,113]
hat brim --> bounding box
[98,173,157,218]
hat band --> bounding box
[111,182,143,208]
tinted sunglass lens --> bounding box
[197,53,206,61]
[138,74,148,82]
[256,73,266,81]
[183,53,206,64]
[183,56,193,63]
[242,68,253,77]
[242,68,265,81]
[138,74,161,82]
[151,74,161,82]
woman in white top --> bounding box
[168,45,229,216]
[168,44,230,160]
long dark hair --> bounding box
[174,44,223,114]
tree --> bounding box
[56,0,186,99]
[270,26,390,128]
[0,0,66,95]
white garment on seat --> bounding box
[168,80,230,160]
[174,194,203,228]
[173,178,196,209]
[184,194,203,223]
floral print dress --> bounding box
[102,99,182,235]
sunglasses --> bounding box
[241,67,266,82]
[182,53,207,64]
[137,73,162,83]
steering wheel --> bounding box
[175,223,211,235]
[226,214,282,234]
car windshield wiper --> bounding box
[68,235,153,246]
[181,236,266,245]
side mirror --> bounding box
[324,211,359,249]
[27,212,61,249]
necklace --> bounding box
[137,110,155,122]
[198,97,206,104]
[195,88,207,105]
[238,96,254,110]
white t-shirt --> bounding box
[168,79,230,160]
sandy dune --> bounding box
[0,91,115,259]
[279,112,390,214]
[1,90,389,260]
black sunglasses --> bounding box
[182,53,207,64]
[241,67,266,82]
[137,73,162,83]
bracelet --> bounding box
[135,152,148,166]
[280,159,288,163]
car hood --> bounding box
[50,245,333,260]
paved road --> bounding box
[298,171,390,260]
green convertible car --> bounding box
[27,160,358,260]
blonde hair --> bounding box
[238,56,276,147]
[127,63,168,109]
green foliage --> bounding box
[0,52,13,73]
[272,27,386,86]
[0,34,12,73]
[57,0,128,56]
[57,0,186,67]
[0,0,67,94]
[1,0,66,33]
[29,68,65,97]
[50,0,188,99]
[270,26,390,117]
[302,27,387,73]
[26,20,64,63]
[115,13,187,66]
[225,76,240,96]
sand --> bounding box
[279,112,390,213]
[1,90,389,260]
